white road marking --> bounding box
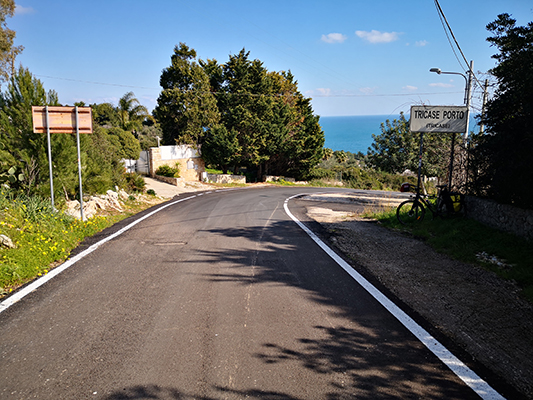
[0,195,197,314]
[0,189,507,400]
[284,193,505,400]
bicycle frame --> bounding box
[396,183,450,224]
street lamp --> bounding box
[429,61,473,139]
[430,61,474,192]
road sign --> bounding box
[32,106,93,134]
[410,105,468,133]
[31,106,93,220]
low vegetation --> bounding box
[305,150,417,191]
[155,163,181,178]
[0,188,160,298]
[371,210,533,303]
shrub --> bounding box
[124,173,146,193]
[155,163,180,178]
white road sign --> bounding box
[410,105,468,133]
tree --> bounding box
[0,67,132,197]
[367,113,450,179]
[155,44,324,180]
[212,49,283,173]
[81,126,124,194]
[0,66,65,195]
[105,127,141,160]
[470,14,533,208]
[154,43,219,146]
[201,125,242,173]
[137,124,163,150]
[116,91,151,133]
[334,150,347,164]
[203,50,324,179]
[91,102,120,127]
[367,113,417,174]
[0,0,23,86]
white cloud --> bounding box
[321,33,347,44]
[415,40,429,47]
[15,5,35,15]
[315,88,332,96]
[429,82,454,88]
[403,85,418,91]
[355,30,400,44]
[359,87,377,95]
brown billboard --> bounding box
[32,106,93,134]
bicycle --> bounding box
[396,183,463,225]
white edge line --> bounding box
[0,195,197,314]
[284,194,505,400]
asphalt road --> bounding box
[0,187,491,399]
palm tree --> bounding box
[116,92,152,133]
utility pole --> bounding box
[464,60,474,141]
[479,79,489,134]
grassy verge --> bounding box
[370,210,533,302]
[0,190,162,298]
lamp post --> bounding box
[430,60,473,140]
[430,61,474,191]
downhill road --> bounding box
[0,187,500,399]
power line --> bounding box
[36,72,464,100]
[35,74,159,90]
[433,0,484,88]
[309,91,463,98]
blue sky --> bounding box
[8,0,533,117]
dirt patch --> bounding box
[300,196,533,399]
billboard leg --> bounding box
[45,106,55,210]
[417,132,424,190]
[75,107,85,221]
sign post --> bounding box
[410,105,468,134]
[45,106,54,209]
[32,106,93,219]
[410,105,468,191]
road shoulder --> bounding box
[293,193,533,400]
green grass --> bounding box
[371,210,533,302]
[0,189,160,298]
[205,168,224,174]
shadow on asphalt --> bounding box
[162,220,482,400]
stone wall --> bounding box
[465,196,533,241]
[205,174,246,184]
[264,175,295,183]
[149,146,205,181]
[153,175,186,188]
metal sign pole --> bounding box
[75,107,85,221]
[416,132,424,191]
[448,133,456,191]
[45,106,55,209]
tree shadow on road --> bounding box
[184,220,480,399]
[101,384,304,400]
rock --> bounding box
[118,189,130,201]
[65,200,81,218]
[0,234,15,249]
[83,200,98,219]
[105,190,123,211]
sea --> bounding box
[320,114,479,154]
[320,115,399,155]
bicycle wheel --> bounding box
[436,195,450,218]
[396,200,426,224]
